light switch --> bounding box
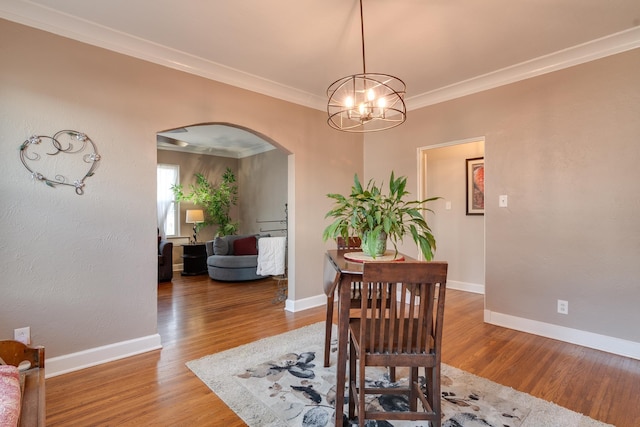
[445,201,452,210]
[499,195,508,207]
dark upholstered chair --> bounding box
[158,232,173,282]
[348,261,448,427]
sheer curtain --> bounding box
[157,164,179,239]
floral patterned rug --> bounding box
[187,322,612,427]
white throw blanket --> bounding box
[256,236,286,276]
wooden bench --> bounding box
[0,340,45,427]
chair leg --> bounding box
[424,365,441,426]
[348,335,356,420]
[324,293,334,367]
[432,365,441,425]
[424,366,433,411]
[389,366,396,382]
[358,355,366,427]
[409,367,418,412]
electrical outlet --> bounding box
[557,300,568,315]
[14,326,31,345]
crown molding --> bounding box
[2,1,639,113]
[405,26,640,110]
[0,0,327,110]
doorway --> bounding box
[418,137,485,294]
[156,122,291,285]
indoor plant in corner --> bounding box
[322,172,439,260]
[172,167,239,237]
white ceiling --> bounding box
[2,0,640,156]
[157,124,276,159]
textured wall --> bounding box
[238,149,289,236]
[0,19,362,358]
[365,48,640,344]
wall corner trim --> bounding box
[45,334,163,378]
[484,310,640,361]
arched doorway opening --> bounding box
[156,122,292,295]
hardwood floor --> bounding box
[46,274,640,426]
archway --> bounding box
[156,122,292,298]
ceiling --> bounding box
[157,124,276,158]
[2,0,640,156]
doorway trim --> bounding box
[417,136,486,296]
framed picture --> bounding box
[466,157,484,215]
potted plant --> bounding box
[172,167,239,237]
[322,172,439,260]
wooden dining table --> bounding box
[324,248,412,426]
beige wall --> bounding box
[365,49,640,346]
[238,148,289,237]
[0,19,362,363]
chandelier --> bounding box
[327,0,406,133]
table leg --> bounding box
[334,274,350,426]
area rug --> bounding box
[186,322,612,427]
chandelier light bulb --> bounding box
[345,96,354,108]
[377,97,386,108]
[367,88,375,101]
[358,103,366,115]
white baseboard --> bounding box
[45,334,162,378]
[485,310,640,360]
[285,293,326,313]
[447,280,484,294]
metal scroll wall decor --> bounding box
[19,130,101,195]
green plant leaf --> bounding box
[173,167,239,237]
[322,171,441,260]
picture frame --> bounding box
[466,157,484,215]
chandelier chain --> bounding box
[359,0,366,74]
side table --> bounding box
[181,243,208,276]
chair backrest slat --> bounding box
[336,236,361,250]
[387,282,398,353]
[361,261,448,357]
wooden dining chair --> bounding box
[323,237,362,367]
[348,261,448,427]
[0,340,44,369]
[335,236,361,250]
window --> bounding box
[157,164,179,237]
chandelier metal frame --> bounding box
[327,0,406,133]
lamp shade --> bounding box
[185,209,204,224]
